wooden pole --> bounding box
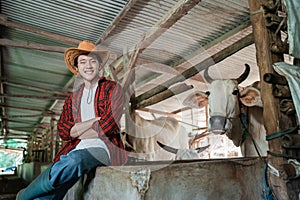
[248,0,288,199]
[50,117,55,162]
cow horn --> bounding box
[157,141,178,154]
[236,64,250,84]
[195,144,210,153]
[203,67,214,84]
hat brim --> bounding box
[64,48,110,75]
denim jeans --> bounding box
[36,147,110,200]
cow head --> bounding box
[183,64,256,143]
[201,64,251,135]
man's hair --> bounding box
[74,53,102,68]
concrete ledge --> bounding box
[65,157,266,200]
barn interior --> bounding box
[0,0,300,199]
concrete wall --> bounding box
[64,157,266,200]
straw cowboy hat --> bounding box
[64,40,110,75]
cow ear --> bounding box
[239,87,263,107]
[183,91,208,108]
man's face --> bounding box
[77,54,100,83]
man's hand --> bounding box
[70,117,101,138]
[78,129,99,139]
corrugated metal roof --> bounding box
[0,0,258,150]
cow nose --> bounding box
[209,116,226,134]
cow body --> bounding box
[126,113,194,161]
[184,64,268,157]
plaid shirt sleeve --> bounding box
[92,81,124,137]
[57,94,77,141]
[54,94,80,162]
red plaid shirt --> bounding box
[54,77,127,166]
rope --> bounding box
[267,151,300,160]
[250,8,265,16]
[266,126,299,141]
[239,112,262,158]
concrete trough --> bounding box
[64,157,267,200]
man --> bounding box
[17,40,127,199]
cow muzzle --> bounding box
[209,116,227,134]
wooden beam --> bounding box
[0,103,59,115]
[1,118,40,124]
[108,0,202,70]
[248,0,288,199]
[137,108,180,118]
[0,42,8,137]
[136,32,254,104]
[140,0,202,51]
[121,38,143,90]
[0,14,80,45]
[0,93,66,100]
[172,107,193,114]
[7,127,36,131]
[136,58,180,75]
[135,83,193,109]
[0,39,66,53]
[113,23,252,89]
[96,0,139,44]
[1,78,68,95]
[1,114,56,118]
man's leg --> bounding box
[16,166,54,200]
[17,148,110,200]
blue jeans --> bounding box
[36,147,110,200]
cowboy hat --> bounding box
[64,40,110,75]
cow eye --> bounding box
[232,89,239,95]
[205,91,210,96]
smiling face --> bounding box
[77,54,102,87]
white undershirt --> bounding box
[72,85,110,158]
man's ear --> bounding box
[183,91,208,108]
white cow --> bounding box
[183,64,268,157]
[125,113,209,161]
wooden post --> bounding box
[50,117,55,162]
[248,0,290,199]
